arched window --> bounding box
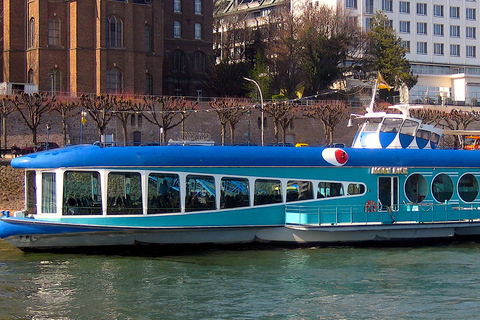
[50,69,61,93]
[145,25,152,52]
[193,51,206,73]
[106,16,123,48]
[28,18,35,48]
[28,69,34,84]
[173,50,185,72]
[174,21,181,38]
[145,73,153,95]
[107,67,123,93]
[48,18,61,46]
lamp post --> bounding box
[244,77,264,146]
[46,123,51,150]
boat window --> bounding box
[416,129,430,140]
[430,132,440,144]
[107,172,143,215]
[148,173,180,214]
[380,118,402,133]
[287,180,313,202]
[399,120,419,136]
[348,183,366,195]
[363,118,382,132]
[317,182,344,198]
[458,174,479,202]
[63,171,102,215]
[432,174,454,203]
[185,175,215,212]
[378,177,399,211]
[254,179,282,205]
[42,172,56,214]
[26,171,37,214]
[221,177,250,208]
[405,173,428,203]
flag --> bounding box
[377,73,392,91]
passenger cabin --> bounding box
[350,105,442,149]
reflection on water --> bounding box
[1,239,480,319]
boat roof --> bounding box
[10,144,480,169]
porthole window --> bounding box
[432,173,454,203]
[458,174,479,202]
[405,173,428,203]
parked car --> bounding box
[21,142,60,154]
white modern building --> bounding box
[341,0,480,105]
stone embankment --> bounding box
[0,159,25,212]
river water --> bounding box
[1,240,480,320]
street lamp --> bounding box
[244,77,264,146]
[46,123,51,150]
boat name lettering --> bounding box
[370,167,408,175]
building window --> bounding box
[174,0,181,13]
[467,45,476,57]
[195,0,202,14]
[174,21,181,38]
[107,67,123,93]
[467,27,476,39]
[195,23,202,40]
[433,5,444,17]
[145,74,153,95]
[399,1,410,13]
[50,69,61,93]
[193,51,206,73]
[433,24,444,36]
[450,6,460,18]
[382,0,393,12]
[28,18,35,48]
[399,21,410,33]
[48,18,61,46]
[173,50,185,72]
[145,25,152,52]
[417,3,427,15]
[28,69,34,83]
[346,0,357,9]
[434,43,444,55]
[401,40,410,53]
[450,44,460,56]
[365,0,374,13]
[450,25,460,37]
[365,17,373,32]
[417,42,427,54]
[106,16,123,48]
[467,8,476,20]
[417,22,427,35]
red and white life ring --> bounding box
[365,200,377,212]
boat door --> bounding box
[378,177,399,211]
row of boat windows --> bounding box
[405,173,479,203]
[361,118,441,143]
[33,170,366,215]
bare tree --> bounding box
[0,95,16,153]
[209,98,248,145]
[263,101,298,144]
[51,97,80,146]
[112,96,136,146]
[141,96,197,144]
[14,92,55,145]
[80,94,116,143]
[304,100,348,145]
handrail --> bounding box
[285,203,480,226]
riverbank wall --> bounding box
[0,160,24,212]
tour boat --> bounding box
[2,104,480,252]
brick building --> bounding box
[0,0,213,96]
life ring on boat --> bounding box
[365,200,377,212]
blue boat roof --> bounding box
[9,144,480,169]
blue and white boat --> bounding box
[2,104,480,252]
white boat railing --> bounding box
[285,203,480,226]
